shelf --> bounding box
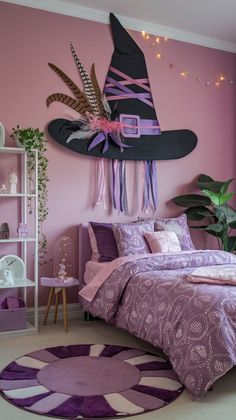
[0,321,37,337]
[0,279,35,289]
[0,193,36,197]
[0,147,36,154]
[0,238,36,243]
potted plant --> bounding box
[171,174,236,252]
[11,126,49,264]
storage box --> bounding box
[0,307,26,332]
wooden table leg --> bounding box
[43,287,54,325]
[54,291,60,324]
[62,288,68,332]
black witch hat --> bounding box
[47,13,197,160]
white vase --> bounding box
[0,122,5,147]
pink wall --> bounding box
[0,2,235,304]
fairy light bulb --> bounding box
[219,75,225,81]
[180,71,187,77]
[155,37,160,43]
[141,30,146,37]
[146,34,150,40]
[164,37,168,42]
[215,81,220,87]
[156,52,162,59]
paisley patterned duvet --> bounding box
[79,250,236,397]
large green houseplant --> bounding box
[11,126,49,264]
[171,174,236,252]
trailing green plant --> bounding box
[11,125,49,264]
[171,174,236,252]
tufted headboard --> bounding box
[78,224,92,282]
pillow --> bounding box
[88,222,118,262]
[144,231,181,253]
[112,220,154,257]
[154,214,195,251]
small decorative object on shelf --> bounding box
[3,269,14,286]
[18,222,28,239]
[0,184,6,193]
[0,122,5,147]
[0,223,10,239]
[8,170,18,194]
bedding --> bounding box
[88,222,118,262]
[79,249,236,398]
[112,220,154,256]
[144,231,181,253]
[84,260,110,284]
[154,214,195,250]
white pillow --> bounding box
[144,231,181,253]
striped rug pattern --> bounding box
[0,344,183,418]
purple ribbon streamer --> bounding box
[88,131,130,154]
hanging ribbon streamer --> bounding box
[119,160,129,215]
[94,158,106,209]
[142,160,158,213]
[109,160,129,214]
[150,160,158,211]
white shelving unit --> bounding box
[0,147,38,336]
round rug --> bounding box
[0,344,184,418]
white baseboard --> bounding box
[27,303,84,324]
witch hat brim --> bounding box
[47,13,197,160]
[48,118,197,160]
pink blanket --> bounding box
[186,265,236,285]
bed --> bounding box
[77,222,236,399]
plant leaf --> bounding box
[215,204,236,225]
[185,206,215,221]
[227,236,236,252]
[202,189,234,205]
[172,194,211,207]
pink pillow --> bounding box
[144,231,181,253]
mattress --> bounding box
[84,260,109,284]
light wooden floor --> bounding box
[0,318,235,420]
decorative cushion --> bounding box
[144,231,181,253]
[154,214,195,251]
[112,221,154,257]
[88,222,119,262]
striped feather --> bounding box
[90,64,106,117]
[46,93,91,114]
[70,43,102,116]
[48,63,91,111]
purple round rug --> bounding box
[0,344,184,418]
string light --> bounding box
[140,32,235,89]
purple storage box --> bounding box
[0,306,26,332]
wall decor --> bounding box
[0,122,5,147]
[47,13,197,213]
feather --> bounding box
[66,128,98,143]
[90,64,106,117]
[48,63,91,110]
[102,94,112,119]
[46,93,92,114]
[70,43,102,116]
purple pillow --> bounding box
[88,222,118,262]
[154,214,195,251]
[112,221,154,257]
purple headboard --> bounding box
[78,224,92,281]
